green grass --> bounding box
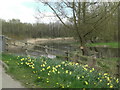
[86,42,119,48]
[2,53,119,88]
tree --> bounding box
[37,1,119,55]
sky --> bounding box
[0,0,118,24]
[0,0,58,23]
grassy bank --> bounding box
[86,42,119,48]
[2,53,119,88]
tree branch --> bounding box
[44,3,71,29]
[83,2,120,38]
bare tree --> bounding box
[37,1,119,55]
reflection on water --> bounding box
[33,42,78,57]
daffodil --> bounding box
[83,88,85,90]
[107,77,110,81]
[48,73,50,75]
[92,68,94,71]
[69,71,72,75]
[21,62,23,64]
[77,76,80,79]
[58,65,61,67]
[82,76,84,78]
[32,66,35,69]
[44,61,47,64]
[65,64,67,66]
[20,58,24,61]
[49,71,51,73]
[116,78,119,83]
[66,70,68,74]
[67,85,70,87]
[69,62,72,65]
[61,61,65,64]
[84,64,88,67]
[42,64,45,67]
[42,68,45,71]
[47,66,50,69]
[99,73,101,75]
[110,85,113,88]
[84,67,87,71]
[46,81,49,83]
[58,71,60,74]
[33,71,35,73]
[38,77,41,79]
[75,63,78,65]
[52,70,55,73]
[60,84,64,88]
[55,66,58,68]
[107,83,110,85]
[46,78,49,80]
[84,81,88,85]
[104,73,108,76]
[90,70,92,72]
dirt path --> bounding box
[0,64,24,88]
[27,37,74,44]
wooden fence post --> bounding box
[0,35,2,52]
[65,51,69,61]
[91,54,97,68]
[25,42,28,56]
[116,48,120,79]
[45,45,48,55]
[0,35,6,52]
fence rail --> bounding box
[1,35,119,78]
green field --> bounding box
[2,53,119,88]
[86,42,119,48]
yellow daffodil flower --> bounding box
[38,77,41,79]
[47,66,50,69]
[66,70,68,74]
[116,78,119,83]
[107,83,110,85]
[77,76,80,79]
[42,68,45,71]
[46,81,49,83]
[48,73,50,75]
[84,81,88,85]
[104,73,108,76]
[42,64,45,67]
[32,66,35,69]
[69,71,72,75]
[82,76,84,78]
[110,85,113,88]
[90,70,92,72]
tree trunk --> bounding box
[80,36,89,56]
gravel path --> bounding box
[0,64,24,89]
